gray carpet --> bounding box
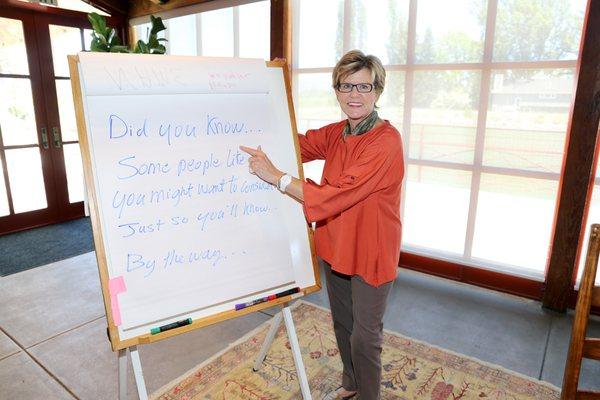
[0,217,94,276]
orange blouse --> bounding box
[300,120,404,287]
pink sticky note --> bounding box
[108,276,127,326]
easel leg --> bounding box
[253,312,283,371]
[252,305,312,399]
[282,306,312,400]
[118,349,127,400]
[130,345,149,400]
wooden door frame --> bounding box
[0,7,59,234]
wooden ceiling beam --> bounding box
[83,0,128,16]
[128,0,215,18]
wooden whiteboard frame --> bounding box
[68,55,320,351]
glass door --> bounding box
[0,7,109,235]
[34,13,91,222]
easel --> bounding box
[68,54,320,400]
[116,303,311,400]
[560,223,600,399]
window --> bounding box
[131,1,270,60]
[292,0,587,280]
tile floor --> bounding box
[0,252,598,399]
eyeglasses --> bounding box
[336,82,375,93]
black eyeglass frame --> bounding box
[336,82,376,93]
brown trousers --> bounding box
[324,262,394,400]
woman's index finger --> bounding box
[239,145,258,156]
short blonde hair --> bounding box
[332,50,386,95]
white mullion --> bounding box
[407,60,576,71]
[291,0,301,114]
[400,0,418,222]
[463,0,498,259]
[297,61,576,75]
[294,67,335,74]
[343,0,352,54]
[292,0,300,69]
[233,6,240,57]
[195,13,203,55]
[340,0,353,121]
[163,20,171,53]
[408,157,561,181]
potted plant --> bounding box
[87,12,167,54]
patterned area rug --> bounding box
[152,301,560,400]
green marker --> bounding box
[150,318,192,335]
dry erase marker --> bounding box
[235,296,270,311]
[150,318,192,335]
[275,287,301,298]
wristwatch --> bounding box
[278,174,293,193]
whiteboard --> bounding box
[70,53,318,348]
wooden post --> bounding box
[543,0,600,312]
[270,0,291,64]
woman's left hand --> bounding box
[239,145,284,186]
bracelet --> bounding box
[278,174,293,193]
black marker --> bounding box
[150,318,192,335]
[275,287,301,299]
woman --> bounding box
[241,50,404,400]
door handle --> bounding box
[41,127,49,149]
[51,127,62,148]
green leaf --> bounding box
[147,35,159,48]
[90,38,108,52]
[150,15,167,35]
[152,44,166,54]
[109,45,130,53]
[88,12,107,37]
[108,30,122,47]
[97,33,108,46]
[134,40,149,54]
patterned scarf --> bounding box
[343,110,379,138]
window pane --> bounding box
[0,78,38,146]
[63,143,84,203]
[415,0,485,64]
[6,148,47,213]
[484,69,575,173]
[201,8,233,57]
[403,166,471,254]
[349,0,409,65]
[239,1,270,59]
[165,15,197,56]
[297,0,343,68]
[493,0,587,62]
[0,17,29,75]
[379,71,405,130]
[296,73,340,186]
[472,174,557,276]
[83,29,93,51]
[0,162,9,216]
[296,73,340,133]
[578,185,600,286]
[55,79,78,142]
[133,23,151,46]
[410,70,480,164]
[49,25,82,77]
